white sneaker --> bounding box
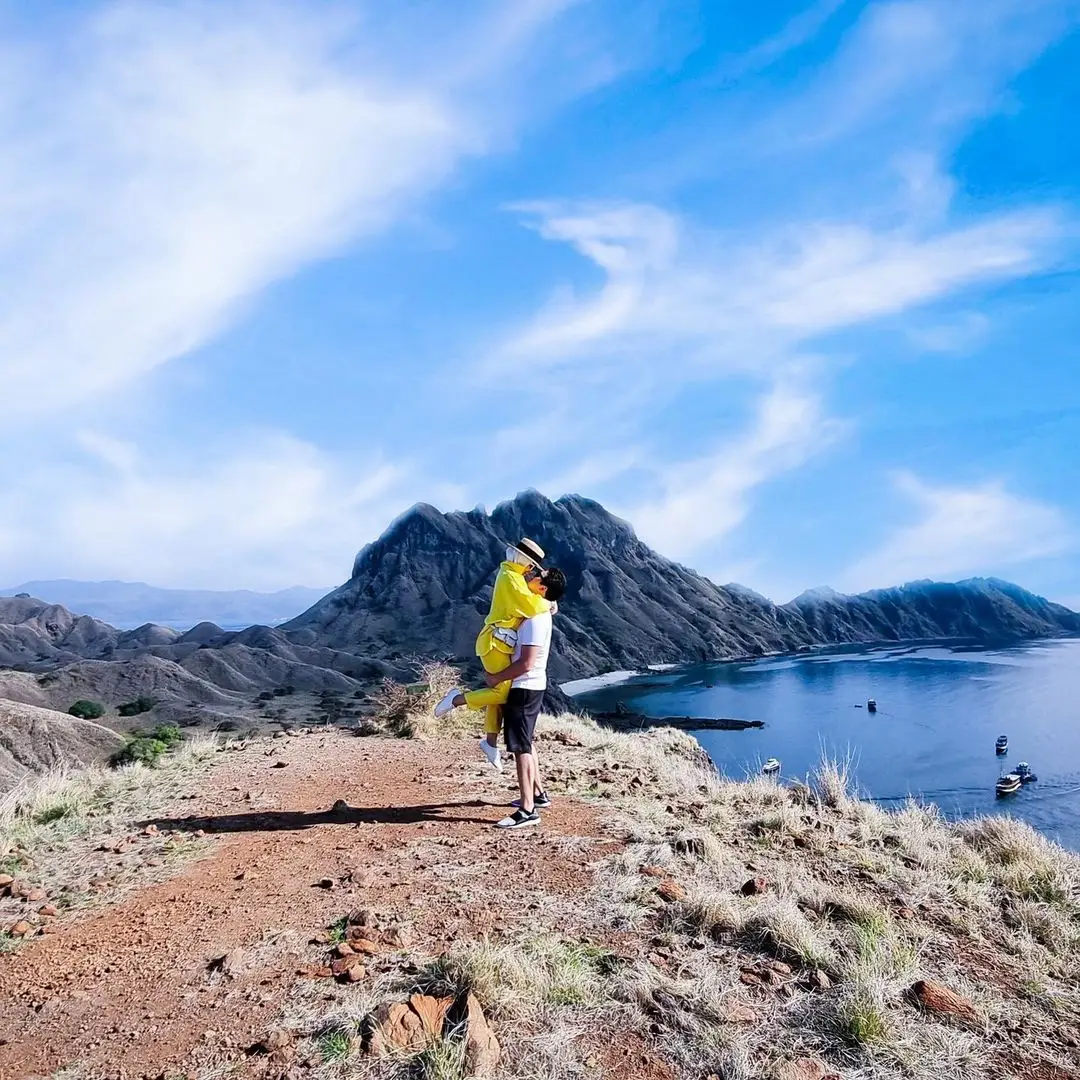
[479,739,503,772]
[434,688,461,718]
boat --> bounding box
[867,698,877,713]
[995,735,1008,754]
[996,773,1022,796]
[1016,762,1038,784]
[762,758,781,775]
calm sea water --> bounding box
[571,638,1080,850]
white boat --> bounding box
[995,735,1008,754]
[1016,762,1038,784]
[867,698,877,713]
[762,757,781,775]
[996,773,1022,796]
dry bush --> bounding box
[371,661,470,739]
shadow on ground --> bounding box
[140,799,495,833]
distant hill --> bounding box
[0,580,328,630]
[286,491,1080,680]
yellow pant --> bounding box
[465,650,513,735]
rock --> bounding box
[740,971,764,987]
[384,924,414,949]
[210,948,245,977]
[368,1001,429,1054]
[807,969,832,992]
[768,960,793,976]
[143,824,159,835]
[725,1000,759,1023]
[10,921,32,937]
[334,942,355,957]
[26,887,47,903]
[897,906,916,920]
[463,993,500,1075]
[271,760,289,768]
[314,878,335,890]
[656,879,686,903]
[910,980,982,1027]
[639,865,666,878]
[248,1028,293,1057]
[7,880,30,899]
[741,877,769,896]
[38,904,58,918]
[331,955,364,979]
[345,962,366,983]
[0,874,13,892]
[348,907,376,926]
[350,938,383,956]
[776,1058,840,1080]
[409,994,453,1037]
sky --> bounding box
[2,0,1079,605]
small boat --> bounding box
[995,735,1008,754]
[1016,762,1038,784]
[762,757,781,775]
[866,699,877,713]
[996,773,1022,796]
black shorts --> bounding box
[502,688,545,754]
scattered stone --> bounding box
[639,865,666,878]
[348,907,376,926]
[143,824,159,836]
[740,971,764,987]
[331,955,365,979]
[38,904,58,918]
[768,960,793,976]
[26,887,47,903]
[271,761,289,769]
[247,1027,294,1057]
[897,906,916,920]
[314,878,335,890]
[807,969,832,992]
[410,994,453,1037]
[7,880,30,899]
[351,938,384,956]
[384,924,414,949]
[463,993,501,1075]
[776,1057,840,1080]
[334,943,355,958]
[741,877,769,896]
[656,879,686,903]
[910,980,982,1027]
[725,1000,759,1023]
[0,874,14,893]
[368,1001,429,1054]
[209,948,245,977]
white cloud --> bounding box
[0,1,587,419]
[503,199,1062,376]
[0,430,437,590]
[841,472,1074,591]
[622,384,845,559]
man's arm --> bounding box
[485,645,540,687]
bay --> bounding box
[571,638,1080,850]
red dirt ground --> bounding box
[0,734,661,1080]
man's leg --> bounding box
[496,689,544,829]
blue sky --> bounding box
[2,0,1079,605]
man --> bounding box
[491,566,567,830]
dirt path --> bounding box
[0,734,616,1080]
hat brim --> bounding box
[510,543,545,569]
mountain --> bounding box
[0,580,328,630]
[2,492,1077,734]
[286,491,1080,680]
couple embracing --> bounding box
[435,538,567,830]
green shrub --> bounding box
[116,695,156,718]
[68,700,105,720]
[111,724,183,767]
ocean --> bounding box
[569,638,1080,850]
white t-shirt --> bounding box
[511,611,552,691]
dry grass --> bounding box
[371,661,475,740]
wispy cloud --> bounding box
[622,384,845,559]
[841,472,1073,591]
[0,428,454,590]
[504,199,1063,375]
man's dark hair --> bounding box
[542,567,567,603]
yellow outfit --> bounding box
[464,561,550,734]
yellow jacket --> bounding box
[475,561,550,657]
